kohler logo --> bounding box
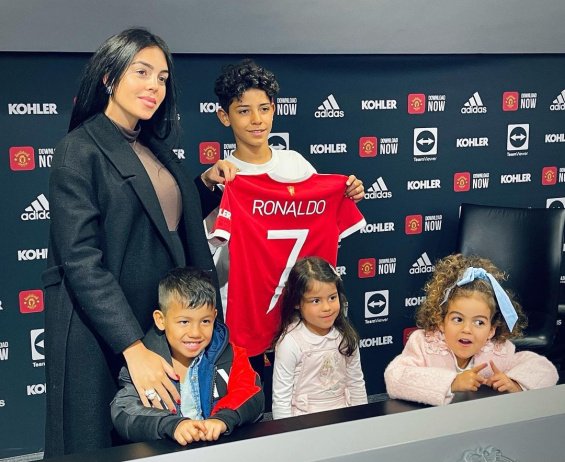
[8,103,58,115]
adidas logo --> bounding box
[314,94,344,118]
[550,89,565,111]
[461,92,487,114]
[409,252,434,274]
[21,193,50,221]
[365,177,392,199]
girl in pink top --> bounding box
[385,254,558,406]
[272,257,367,419]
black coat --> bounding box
[42,113,221,457]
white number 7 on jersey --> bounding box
[266,229,309,313]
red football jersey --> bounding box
[211,173,366,356]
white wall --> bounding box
[1,0,564,53]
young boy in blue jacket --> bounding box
[111,267,264,445]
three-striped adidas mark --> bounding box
[550,90,565,111]
[314,94,344,118]
[365,177,392,199]
[409,252,434,274]
[461,92,487,113]
[21,193,50,220]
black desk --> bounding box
[48,385,565,462]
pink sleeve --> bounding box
[345,347,368,406]
[504,348,559,390]
[384,330,458,406]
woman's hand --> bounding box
[201,160,239,190]
[123,340,180,411]
[345,175,364,203]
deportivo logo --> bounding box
[502,92,518,111]
[542,167,557,186]
[199,142,220,164]
[10,146,35,171]
[408,93,446,114]
[405,215,423,234]
[358,258,376,278]
[19,290,44,313]
[454,172,470,192]
[359,137,377,157]
[408,94,426,114]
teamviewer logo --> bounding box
[414,128,437,156]
[365,290,389,318]
[546,197,565,208]
[507,124,529,151]
[30,329,45,360]
[269,132,289,150]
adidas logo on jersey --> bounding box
[550,89,565,111]
[364,177,392,199]
[461,92,487,114]
[409,252,434,274]
[314,94,344,118]
[21,194,50,221]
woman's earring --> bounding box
[105,84,113,95]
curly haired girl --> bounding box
[385,254,558,405]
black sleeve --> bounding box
[110,366,185,442]
[194,174,223,218]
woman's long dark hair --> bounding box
[68,28,179,140]
[274,256,360,356]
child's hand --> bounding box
[451,363,488,392]
[173,419,207,446]
[485,360,522,393]
[345,175,364,202]
[202,160,238,188]
[201,419,228,441]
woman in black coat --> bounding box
[43,28,235,457]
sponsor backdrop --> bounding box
[1,53,565,457]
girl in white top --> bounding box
[272,257,368,419]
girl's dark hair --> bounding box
[214,59,280,112]
[69,28,179,140]
[274,256,360,356]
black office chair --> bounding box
[548,267,565,372]
[456,203,565,354]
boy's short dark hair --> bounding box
[158,267,216,312]
[214,59,280,111]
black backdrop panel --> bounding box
[1,53,564,458]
